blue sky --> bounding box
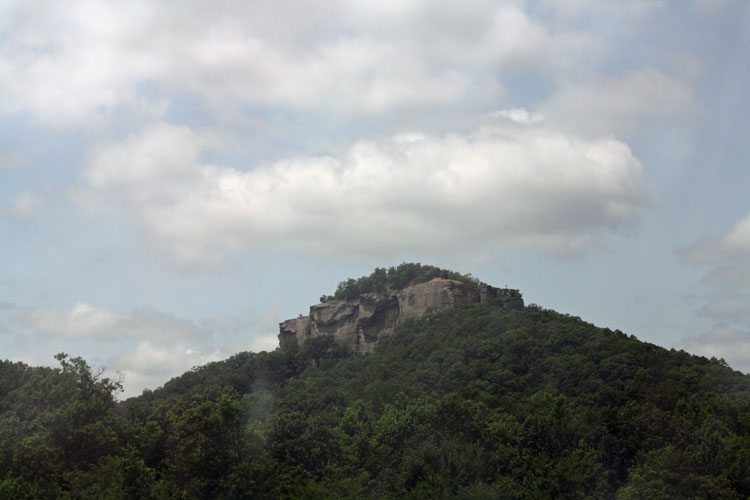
[1,0,748,397]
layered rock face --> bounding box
[279,278,523,354]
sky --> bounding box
[1,0,749,398]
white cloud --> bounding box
[490,108,544,125]
[15,301,284,397]
[0,1,696,136]
[17,300,282,347]
[221,333,280,358]
[19,302,209,341]
[0,0,585,127]
[538,68,696,136]
[107,332,280,398]
[721,214,750,255]
[0,1,166,127]
[108,341,222,398]
[7,190,44,220]
[20,302,124,339]
[107,311,280,398]
[118,342,219,377]
[84,122,204,188]
[249,333,280,353]
[77,117,653,266]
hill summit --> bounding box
[279,264,523,353]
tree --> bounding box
[0,354,130,498]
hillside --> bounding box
[1,268,749,498]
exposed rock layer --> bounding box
[279,278,523,353]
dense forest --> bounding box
[1,273,749,498]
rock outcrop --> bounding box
[279,278,523,353]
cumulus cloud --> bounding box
[7,190,44,220]
[0,0,585,127]
[0,1,166,127]
[538,68,696,136]
[76,116,653,266]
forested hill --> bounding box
[2,302,750,498]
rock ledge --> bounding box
[279,278,523,353]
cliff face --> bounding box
[279,278,523,353]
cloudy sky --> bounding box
[1,0,748,397]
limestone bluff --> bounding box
[279,278,524,354]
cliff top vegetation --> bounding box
[330,262,481,301]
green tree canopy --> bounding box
[333,263,480,300]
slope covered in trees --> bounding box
[1,278,749,498]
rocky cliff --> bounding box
[279,278,523,353]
